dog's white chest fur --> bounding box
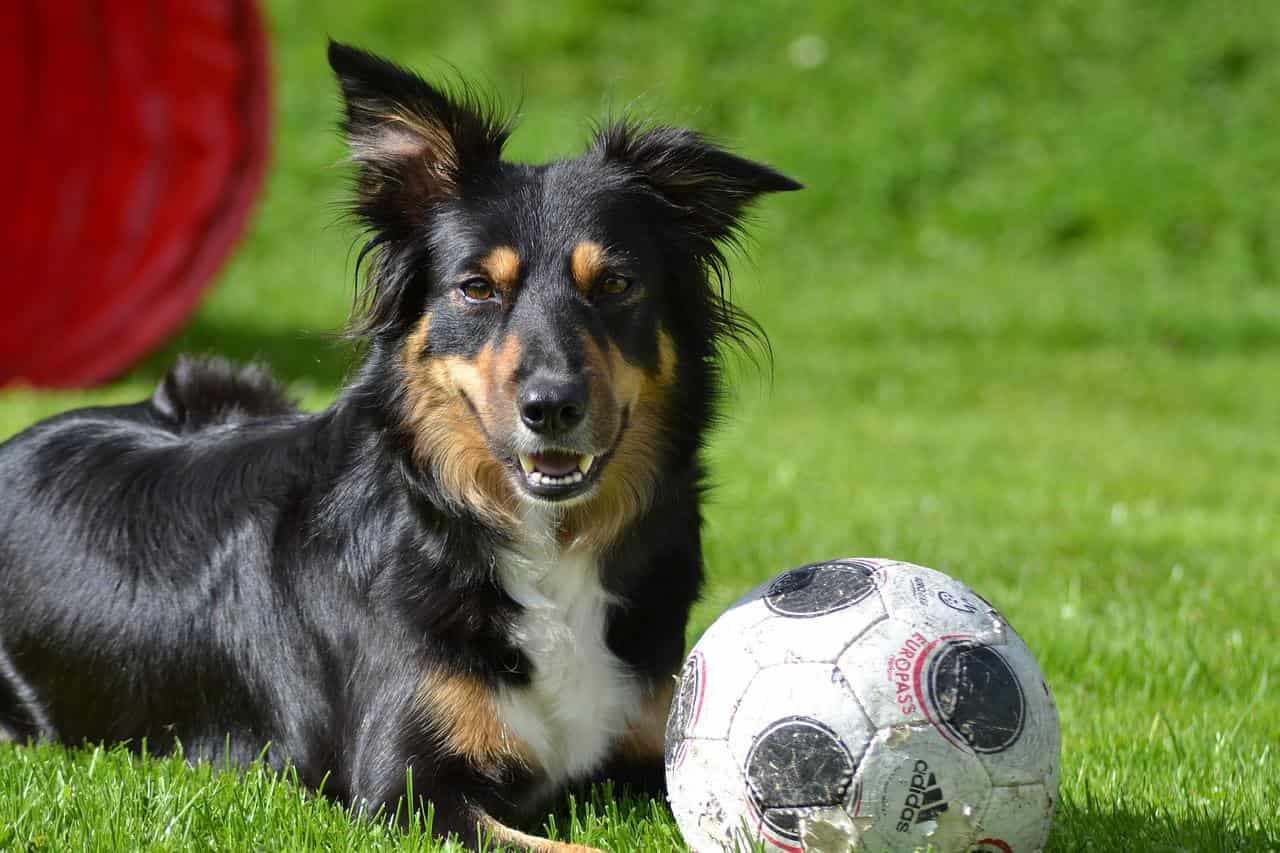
[494,516,637,785]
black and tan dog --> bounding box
[0,42,798,850]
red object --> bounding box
[0,1,271,388]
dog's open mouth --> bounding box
[514,450,600,500]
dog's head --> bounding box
[331,42,798,542]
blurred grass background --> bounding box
[2,0,1278,849]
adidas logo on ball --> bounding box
[896,759,949,832]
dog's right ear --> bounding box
[328,41,510,229]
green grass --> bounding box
[3,0,1279,849]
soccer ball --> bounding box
[665,558,1059,853]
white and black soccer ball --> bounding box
[665,558,1059,853]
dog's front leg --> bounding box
[577,678,673,801]
[476,813,605,853]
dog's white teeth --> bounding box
[527,470,585,487]
[520,453,592,488]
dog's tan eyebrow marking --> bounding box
[570,240,609,294]
[478,246,522,296]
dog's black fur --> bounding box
[0,42,798,850]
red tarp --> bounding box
[0,1,271,387]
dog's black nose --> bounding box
[519,375,587,435]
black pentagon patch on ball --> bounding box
[763,560,879,618]
[664,654,703,770]
[927,640,1026,754]
[745,717,858,842]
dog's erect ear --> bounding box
[595,123,801,244]
[329,41,510,223]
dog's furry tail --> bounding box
[152,356,299,432]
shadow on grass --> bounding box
[136,316,359,393]
[536,781,684,850]
[546,780,1280,852]
[1050,789,1278,853]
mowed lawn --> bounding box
[2,1,1278,850]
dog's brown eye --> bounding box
[460,279,497,303]
[599,274,631,297]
